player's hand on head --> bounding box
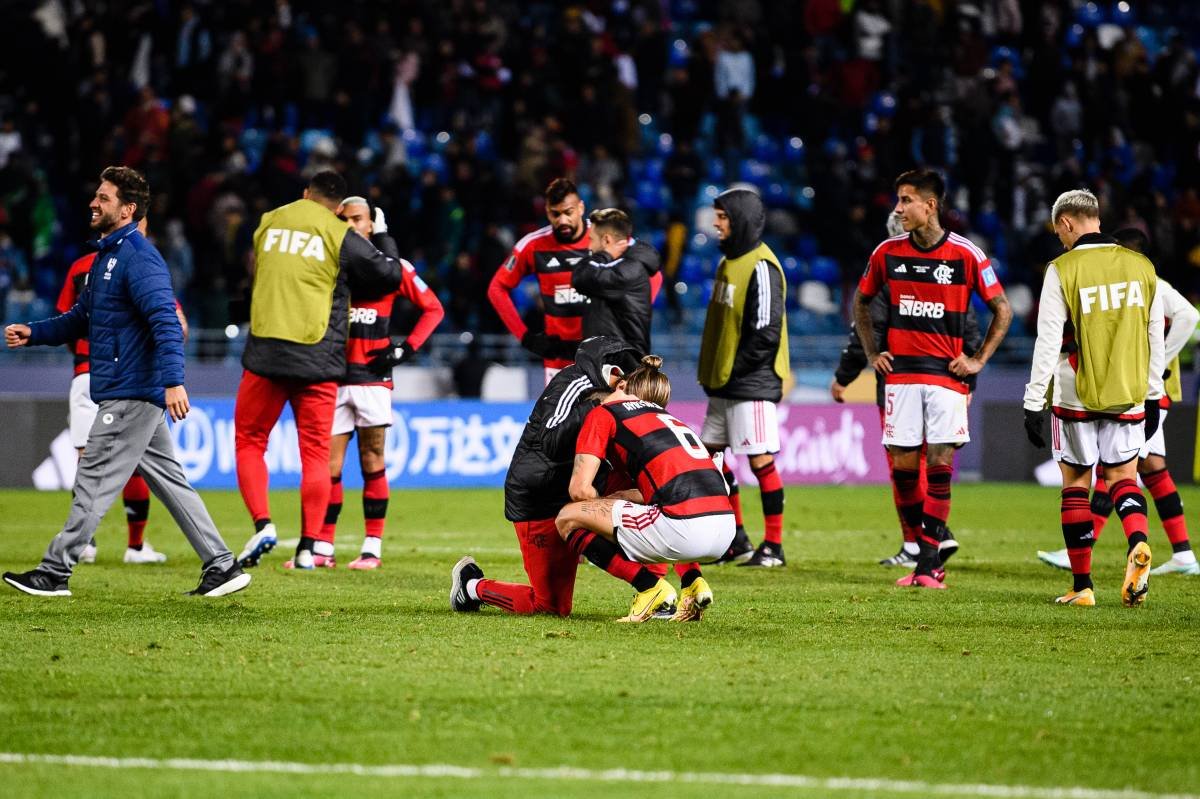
[4,323,31,348]
[165,385,190,422]
[372,207,388,235]
[1023,408,1046,448]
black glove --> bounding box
[366,340,411,375]
[1144,398,1161,441]
[1024,408,1047,449]
[521,331,576,360]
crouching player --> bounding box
[450,341,708,620]
[555,356,734,622]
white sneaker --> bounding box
[1037,548,1071,570]
[124,541,168,564]
[1150,553,1200,576]
[237,524,278,568]
[79,543,97,564]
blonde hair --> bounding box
[623,355,670,407]
[1051,189,1099,223]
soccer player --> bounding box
[854,168,1012,589]
[571,207,662,355]
[487,178,592,384]
[450,337,695,618]
[832,283,981,566]
[1024,190,1165,607]
[556,355,733,621]
[697,188,791,568]
[1035,226,1197,577]
[296,198,444,570]
[234,172,403,569]
[4,166,248,598]
[57,216,188,565]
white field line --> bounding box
[0,753,1195,799]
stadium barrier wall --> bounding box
[0,397,891,489]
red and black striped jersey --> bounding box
[487,224,592,367]
[344,258,444,386]
[858,231,1003,393]
[576,399,732,519]
[57,252,184,376]
[57,253,95,375]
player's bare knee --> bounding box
[748,453,774,470]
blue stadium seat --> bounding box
[764,182,790,208]
[810,256,840,285]
[753,134,779,162]
[738,159,772,188]
[784,136,806,164]
[1076,2,1105,27]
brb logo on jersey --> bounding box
[933,263,954,285]
[898,293,945,318]
[349,307,378,325]
[1079,281,1145,314]
[553,286,589,305]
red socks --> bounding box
[123,472,150,549]
[890,467,925,544]
[1061,486,1094,591]
[751,460,785,545]
[362,469,389,538]
[1142,468,1190,550]
[721,459,744,528]
[1109,478,1149,549]
[319,474,343,545]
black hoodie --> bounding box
[714,188,766,259]
[571,240,662,354]
[705,188,787,402]
[503,336,642,521]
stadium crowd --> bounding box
[2,0,1200,354]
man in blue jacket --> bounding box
[3,166,249,598]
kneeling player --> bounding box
[450,338,702,619]
[555,356,733,622]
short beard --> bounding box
[552,224,582,244]
[90,212,119,234]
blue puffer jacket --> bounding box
[29,222,184,407]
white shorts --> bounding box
[68,373,98,448]
[1051,415,1145,467]
[611,501,735,564]
[1140,409,1167,459]
[700,398,780,455]
[332,385,394,436]
[882,383,969,447]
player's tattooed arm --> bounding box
[568,454,602,501]
[853,288,892,374]
[950,293,1013,377]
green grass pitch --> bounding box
[1,484,1198,798]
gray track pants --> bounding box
[39,398,234,579]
